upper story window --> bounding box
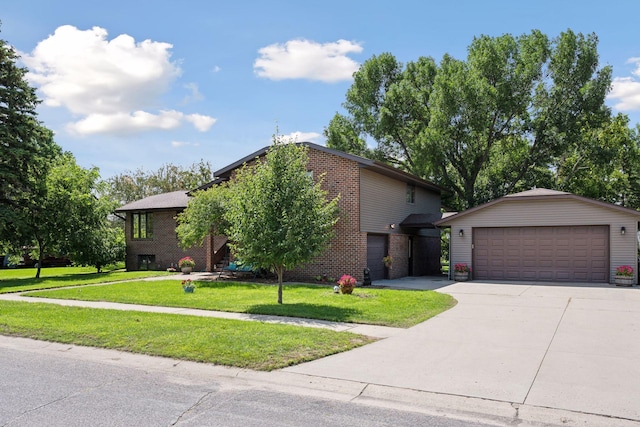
[406,184,416,204]
[132,212,153,239]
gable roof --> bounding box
[115,191,189,212]
[193,142,446,194]
[435,188,640,226]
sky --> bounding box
[3,0,640,180]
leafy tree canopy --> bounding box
[0,27,61,241]
[179,140,340,304]
[176,183,229,249]
[326,30,636,210]
[106,160,215,206]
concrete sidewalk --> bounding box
[3,276,640,425]
[285,280,640,423]
[0,292,402,339]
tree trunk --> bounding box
[276,266,283,304]
[35,236,44,279]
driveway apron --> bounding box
[284,281,640,421]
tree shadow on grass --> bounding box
[245,303,362,323]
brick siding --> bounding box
[288,148,366,282]
[124,210,207,271]
[122,145,442,280]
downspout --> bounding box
[448,227,452,280]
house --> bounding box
[115,191,209,271]
[117,143,447,281]
[435,188,640,284]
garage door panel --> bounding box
[473,226,609,283]
[538,271,554,280]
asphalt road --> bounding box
[0,342,497,427]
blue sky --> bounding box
[3,0,640,179]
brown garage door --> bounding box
[367,234,387,281]
[473,226,609,282]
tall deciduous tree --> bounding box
[106,160,215,205]
[0,29,60,242]
[327,30,615,210]
[15,153,123,277]
[225,141,339,304]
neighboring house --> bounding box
[117,143,447,281]
[435,188,640,284]
[115,191,208,271]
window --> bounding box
[406,184,415,204]
[138,254,155,270]
[132,212,153,239]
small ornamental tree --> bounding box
[225,139,340,304]
[176,183,229,249]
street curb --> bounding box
[1,336,638,427]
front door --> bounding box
[367,234,387,281]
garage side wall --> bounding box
[448,198,638,283]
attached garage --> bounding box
[435,189,640,285]
[473,226,609,282]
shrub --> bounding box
[178,257,195,268]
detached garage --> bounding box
[435,189,640,284]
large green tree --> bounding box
[0,29,60,241]
[327,30,615,210]
[225,141,339,304]
[107,160,215,205]
[14,153,123,277]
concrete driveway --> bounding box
[284,280,640,421]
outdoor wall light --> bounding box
[459,229,464,237]
[621,226,626,235]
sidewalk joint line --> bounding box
[523,297,571,404]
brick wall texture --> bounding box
[124,210,207,271]
[288,148,366,282]
[123,146,441,282]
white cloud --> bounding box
[171,140,200,148]
[280,131,322,143]
[182,82,204,104]
[254,39,362,82]
[67,110,197,135]
[608,57,640,111]
[185,113,217,131]
[21,25,216,135]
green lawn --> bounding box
[0,267,173,293]
[0,300,373,371]
[0,269,456,370]
[26,280,457,328]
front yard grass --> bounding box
[0,267,172,293]
[0,300,373,370]
[25,280,457,328]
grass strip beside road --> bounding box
[26,280,457,328]
[0,268,173,293]
[0,300,374,371]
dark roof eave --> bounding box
[435,192,640,226]
[204,141,447,194]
